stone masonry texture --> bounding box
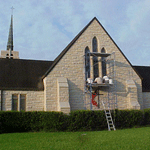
[45,19,143,112]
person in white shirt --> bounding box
[94,77,102,84]
[87,78,93,84]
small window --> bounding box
[20,94,26,111]
[12,94,18,111]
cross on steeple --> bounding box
[11,6,14,15]
[0,7,19,59]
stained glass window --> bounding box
[101,48,106,76]
[92,37,99,79]
[85,47,90,79]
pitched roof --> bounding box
[42,17,133,78]
[133,66,150,92]
[0,58,53,90]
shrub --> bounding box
[0,109,150,134]
[143,109,150,126]
[0,111,69,133]
[68,110,107,131]
[41,111,69,132]
[115,109,143,129]
[0,111,31,133]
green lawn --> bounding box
[0,127,150,150]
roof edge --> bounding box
[132,66,144,80]
[94,18,133,67]
[42,17,141,80]
[92,18,142,80]
[42,17,97,79]
[0,87,44,91]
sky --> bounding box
[0,0,150,66]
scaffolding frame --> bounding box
[84,51,117,130]
[84,51,117,111]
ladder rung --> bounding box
[106,113,111,115]
[108,121,113,123]
[106,115,111,118]
[109,124,113,126]
[108,120,112,122]
[110,127,115,129]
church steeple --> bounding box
[7,15,13,51]
[0,7,19,59]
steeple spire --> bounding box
[1,7,19,59]
[7,14,13,51]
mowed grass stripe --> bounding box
[0,127,150,150]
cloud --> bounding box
[115,0,150,65]
[0,0,150,65]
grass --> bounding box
[0,127,150,150]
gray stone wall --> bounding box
[1,90,44,111]
[143,92,150,109]
[45,19,143,111]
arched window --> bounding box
[92,37,99,79]
[101,47,106,77]
[85,47,90,79]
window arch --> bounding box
[101,47,105,53]
[85,47,90,79]
[92,37,99,79]
[101,47,106,77]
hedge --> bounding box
[114,109,144,128]
[0,109,150,133]
[68,110,107,131]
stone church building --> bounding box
[0,16,150,113]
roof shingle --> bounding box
[0,58,53,90]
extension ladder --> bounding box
[102,101,116,131]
